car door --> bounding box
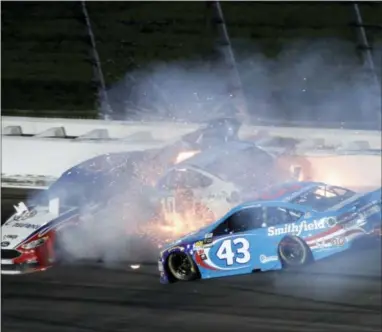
[199,206,266,273]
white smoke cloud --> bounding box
[54,175,162,266]
[101,39,381,127]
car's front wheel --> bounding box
[278,235,313,268]
[167,252,199,281]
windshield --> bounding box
[290,185,355,211]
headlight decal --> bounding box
[21,237,48,250]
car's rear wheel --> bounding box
[167,252,199,281]
[278,235,313,268]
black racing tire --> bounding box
[278,235,313,268]
[167,252,199,282]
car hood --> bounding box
[162,223,215,251]
[1,205,57,249]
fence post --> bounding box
[208,1,249,121]
[352,3,381,130]
[80,1,113,120]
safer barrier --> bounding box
[2,116,381,149]
[1,135,172,180]
[1,116,200,140]
[239,125,381,149]
[2,145,381,191]
[2,116,381,190]
[1,175,57,190]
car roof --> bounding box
[174,181,353,241]
[229,181,326,210]
[236,199,310,211]
[229,181,352,211]
[252,181,322,201]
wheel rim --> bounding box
[280,239,304,263]
[169,253,193,279]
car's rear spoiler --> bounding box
[328,188,381,212]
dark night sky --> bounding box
[2,2,381,124]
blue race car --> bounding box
[158,181,381,283]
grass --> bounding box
[2,2,381,120]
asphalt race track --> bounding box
[2,188,381,332]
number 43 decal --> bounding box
[216,238,251,266]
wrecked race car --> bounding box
[150,140,303,239]
[0,118,313,274]
[0,162,162,274]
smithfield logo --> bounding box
[267,219,327,237]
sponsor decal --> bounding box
[202,233,213,245]
[267,219,327,237]
[195,248,207,261]
[325,217,337,228]
[259,254,278,264]
[193,239,213,250]
[203,237,213,245]
[1,241,10,248]
[2,235,18,240]
[341,209,376,229]
[12,222,40,230]
[341,203,381,227]
[13,209,37,221]
[193,241,204,249]
[316,237,345,249]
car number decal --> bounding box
[216,238,251,265]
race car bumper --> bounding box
[1,259,43,275]
[1,248,51,275]
[158,259,171,284]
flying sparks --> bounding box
[136,190,216,245]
